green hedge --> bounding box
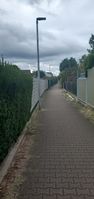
[0,63,32,164]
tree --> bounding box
[59,57,77,72]
[87,34,94,69]
[59,57,77,94]
[32,70,46,78]
[69,57,78,68]
[88,34,94,53]
[79,55,87,72]
[59,58,69,72]
[86,53,94,69]
[79,34,94,73]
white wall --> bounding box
[30,78,48,111]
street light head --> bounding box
[37,17,46,21]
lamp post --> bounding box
[36,17,46,109]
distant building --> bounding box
[44,72,53,78]
[22,70,31,74]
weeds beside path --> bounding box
[63,89,94,125]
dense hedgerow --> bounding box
[0,62,32,164]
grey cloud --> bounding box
[40,42,84,60]
[28,0,39,3]
[0,19,85,62]
[0,0,94,75]
[0,22,36,58]
[39,30,56,41]
[0,21,35,43]
[20,0,40,5]
[0,8,7,15]
[21,0,51,5]
[0,20,62,60]
[34,6,57,17]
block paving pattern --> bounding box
[17,86,94,199]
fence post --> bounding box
[86,78,87,104]
[77,78,78,101]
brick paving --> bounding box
[17,85,94,199]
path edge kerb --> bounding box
[0,104,39,185]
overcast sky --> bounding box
[0,0,94,75]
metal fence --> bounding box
[77,67,94,107]
[30,78,48,111]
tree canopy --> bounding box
[59,57,77,72]
[59,57,78,94]
[59,34,94,94]
[79,34,94,74]
[88,34,94,53]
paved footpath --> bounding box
[13,85,94,198]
